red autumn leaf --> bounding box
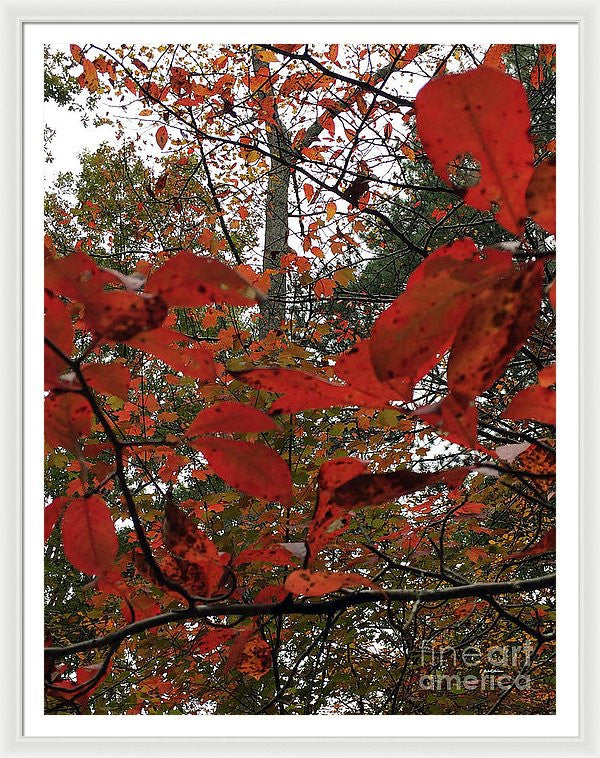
[81,58,99,92]
[83,291,168,341]
[155,125,168,149]
[190,437,293,505]
[501,385,556,425]
[186,401,277,437]
[145,250,261,307]
[195,627,237,654]
[414,393,483,451]
[330,467,470,509]
[415,67,534,234]
[127,327,217,383]
[44,292,73,389]
[308,458,368,562]
[120,592,161,624]
[47,662,111,706]
[132,548,222,598]
[526,157,556,235]
[162,500,220,565]
[314,278,335,298]
[45,392,91,453]
[447,261,544,400]
[230,367,385,415]
[538,363,556,387]
[504,528,556,561]
[44,497,69,542]
[61,495,118,576]
[82,361,131,400]
[233,543,300,567]
[334,340,396,399]
[370,240,513,399]
[45,249,117,302]
[284,569,380,597]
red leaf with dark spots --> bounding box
[285,569,381,597]
[415,67,534,234]
[146,250,261,307]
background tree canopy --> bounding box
[43,42,556,716]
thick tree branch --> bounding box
[45,572,555,657]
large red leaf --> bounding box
[284,569,380,597]
[501,385,556,425]
[132,548,223,598]
[526,157,556,235]
[334,340,396,399]
[330,467,470,508]
[44,292,73,389]
[127,327,217,382]
[163,500,220,564]
[162,501,223,594]
[447,261,544,400]
[307,458,368,562]
[370,240,513,399]
[44,497,69,542]
[82,361,131,400]
[145,250,262,307]
[45,393,91,453]
[414,393,483,451]
[45,249,116,302]
[186,401,277,437]
[230,367,384,414]
[191,437,293,505]
[415,67,534,234]
[61,495,118,576]
[83,290,168,341]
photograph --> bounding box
[41,38,559,719]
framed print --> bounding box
[2,1,599,755]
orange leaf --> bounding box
[285,569,380,597]
[303,183,315,202]
[314,278,335,298]
[155,126,168,150]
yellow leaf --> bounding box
[326,201,337,220]
[333,267,355,286]
[255,49,278,63]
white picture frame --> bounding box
[1,1,598,755]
